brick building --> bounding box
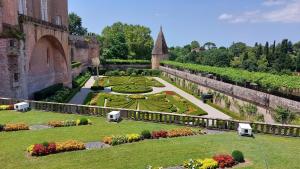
[0,0,99,99]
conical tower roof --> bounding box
[152,27,168,55]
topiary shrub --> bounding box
[141,130,151,139]
[0,124,4,132]
[79,118,88,125]
[232,150,245,163]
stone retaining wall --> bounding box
[160,66,300,114]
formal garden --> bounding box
[85,91,207,116]
[0,109,299,169]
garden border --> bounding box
[0,97,299,137]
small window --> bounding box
[14,73,20,82]
[9,40,17,47]
[18,0,27,15]
[55,16,62,25]
[46,48,50,65]
[41,0,48,21]
[110,115,113,119]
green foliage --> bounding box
[78,118,89,125]
[274,106,296,124]
[69,13,88,36]
[34,84,63,100]
[112,85,153,94]
[106,59,151,64]
[161,60,300,91]
[100,22,154,60]
[231,150,245,163]
[89,91,207,116]
[72,71,91,88]
[111,135,127,146]
[141,130,151,139]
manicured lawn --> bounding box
[85,92,207,116]
[0,110,299,169]
[93,76,165,94]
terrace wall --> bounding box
[101,64,151,70]
[0,97,299,137]
[160,66,300,114]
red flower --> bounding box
[32,144,47,156]
[151,130,168,139]
[213,154,236,168]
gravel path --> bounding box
[68,76,98,105]
[153,77,231,119]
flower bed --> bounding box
[0,123,29,132]
[27,140,86,156]
[182,151,245,169]
[48,118,92,128]
[103,128,202,146]
[0,105,14,111]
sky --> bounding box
[69,0,300,47]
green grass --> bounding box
[0,110,299,169]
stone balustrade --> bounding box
[0,97,299,137]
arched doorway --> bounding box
[27,35,68,97]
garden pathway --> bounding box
[69,76,97,104]
[153,77,231,119]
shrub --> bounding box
[56,140,85,152]
[141,130,151,139]
[183,159,202,169]
[0,124,4,132]
[111,135,127,146]
[167,128,196,138]
[151,130,168,139]
[129,95,146,99]
[4,123,29,131]
[34,83,63,100]
[91,86,104,91]
[200,158,218,169]
[213,154,235,168]
[126,134,141,143]
[102,136,113,145]
[78,118,89,125]
[0,105,14,110]
[64,120,76,127]
[232,150,245,163]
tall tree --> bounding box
[191,41,200,49]
[68,13,88,36]
[203,42,217,50]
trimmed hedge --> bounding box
[34,84,63,100]
[106,59,151,65]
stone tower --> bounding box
[151,26,169,69]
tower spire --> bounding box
[151,27,169,69]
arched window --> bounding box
[41,0,48,21]
[18,0,27,15]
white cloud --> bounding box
[262,0,287,6]
[218,0,300,23]
[218,13,233,20]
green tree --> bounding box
[229,42,247,57]
[257,55,269,72]
[203,42,217,50]
[191,41,200,49]
[101,22,128,59]
[100,22,153,60]
[68,13,88,36]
